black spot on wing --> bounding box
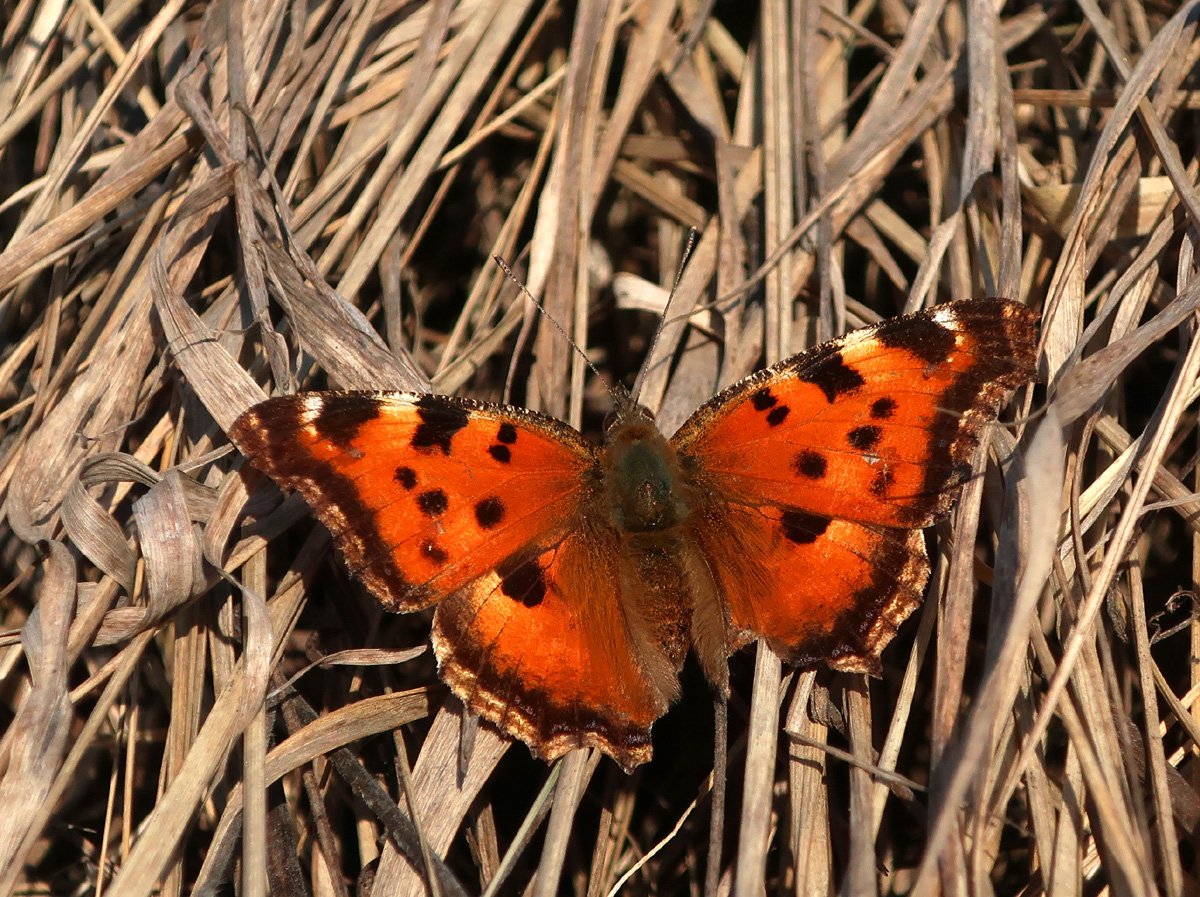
[748,387,790,426]
[780,510,830,545]
[417,489,448,517]
[411,396,469,455]
[497,555,546,607]
[475,497,505,529]
[751,389,777,411]
[878,313,956,367]
[395,466,417,489]
[313,395,381,448]
[848,425,882,451]
[801,351,865,403]
[870,397,897,419]
[794,450,828,479]
[497,423,518,444]
[488,444,511,463]
[421,539,448,564]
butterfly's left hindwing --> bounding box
[432,523,680,771]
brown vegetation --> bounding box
[2,1,1199,894]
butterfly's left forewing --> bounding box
[231,392,596,612]
[674,301,1037,671]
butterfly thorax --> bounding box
[602,418,691,534]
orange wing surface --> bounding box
[230,392,596,611]
[673,301,1038,529]
[432,522,680,770]
[675,300,1037,666]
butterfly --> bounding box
[229,300,1038,770]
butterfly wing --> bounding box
[673,301,1037,671]
[673,301,1038,527]
[690,504,929,672]
[432,521,680,770]
[231,392,598,611]
[230,392,674,766]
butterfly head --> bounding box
[602,391,657,437]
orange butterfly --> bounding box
[230,300,1037,770]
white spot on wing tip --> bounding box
[931,305,962,328]
[299,394,325,432]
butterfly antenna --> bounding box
[631,228,700,404]
[493,257,634,411]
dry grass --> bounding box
[2,1,1200,895]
